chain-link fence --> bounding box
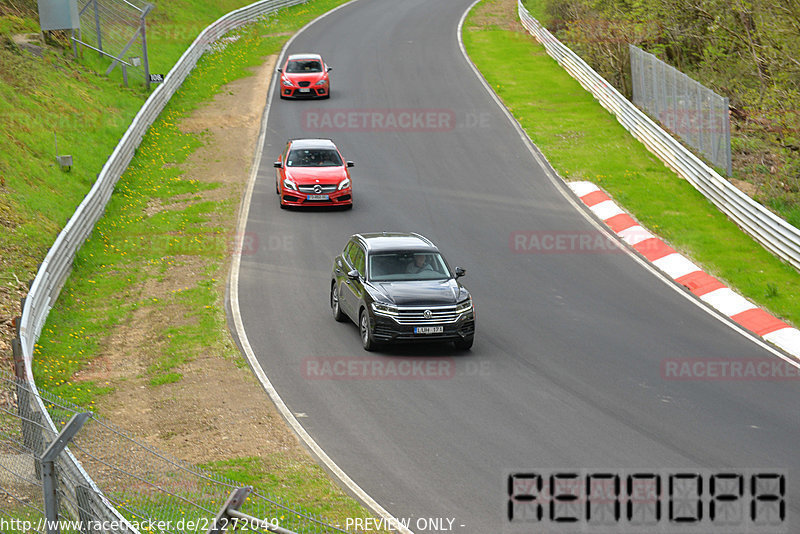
[73,0,153,86]
[0,380,48,533]
[0,372,351,534]
[630,44,732,176]
[519,1,800,273]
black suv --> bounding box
[331,232,475,351]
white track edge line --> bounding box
[456,0,800,369]
[227,1,415,533]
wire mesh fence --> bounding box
[630,44,732,176]
[0,392,47,533]
[73,0,153,84]
[517,1,800,272]
[0,372,351,533]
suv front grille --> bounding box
[394,305,459,325]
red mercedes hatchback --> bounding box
[274,139,354,209]
[278,53,331,99]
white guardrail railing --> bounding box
[517,0,800,271]
[18,0,307,530]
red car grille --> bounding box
[298,184,337,193]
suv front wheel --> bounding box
[360,309,377,351]
[331,283,345,322]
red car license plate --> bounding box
[307,194,329,200]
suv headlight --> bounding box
[371,302,398,316]
[456,297,473,314]
[338,177,350,190]
[283,178,298,191]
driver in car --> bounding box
[406,253,433,274]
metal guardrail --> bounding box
[517,0,800,271]
[16,0,309,530]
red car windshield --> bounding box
[287,149,343,167]
[286,60,322,73]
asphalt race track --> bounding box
[234,0,800,531]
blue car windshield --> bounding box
[369,252,450,281]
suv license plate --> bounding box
[307,194,329,200]
[415,326,443,334]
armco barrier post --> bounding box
[41,412,92,534]
[206,486,252,534]
[12,335,24,379]
[207,487,301,534]
[17,383,45,481]
[76,485,103,534]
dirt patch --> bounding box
[468,0,524,32]
[80,55,309,465]
[730,178,759,198]
[0,275,29,375]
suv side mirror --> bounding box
[273,161,282,168]
[455,267,466,279]
[347,269,360,281]
[346,161,354,168]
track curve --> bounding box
[233,0,800,531]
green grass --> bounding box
[521,0,548,22]
[101,454,383,533]
[31,0,353,400]
[0,0,341,315]
[11,0,382,527]
[0,47,143,297]
[203,455,373,524]
[464,0,800,327]
[0,0,284,324]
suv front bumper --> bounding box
[371,312,475,343]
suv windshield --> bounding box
[286,60,322,73]
[369,252,450,281]
[287,148,343,167]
